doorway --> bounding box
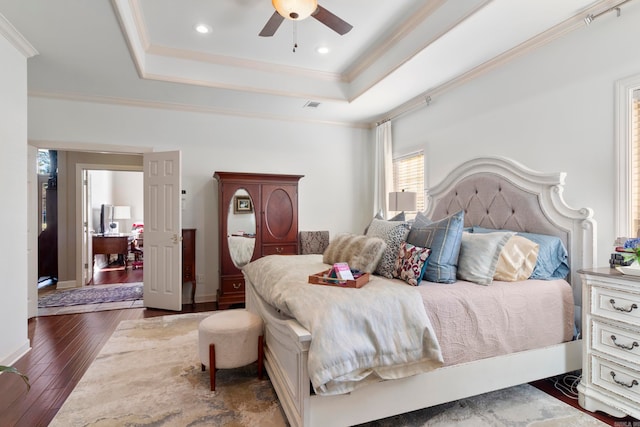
[83,169,144,286]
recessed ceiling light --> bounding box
[195,24,211,34]
[316,46,330,55]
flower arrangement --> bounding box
[622,237,640,264]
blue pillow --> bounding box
[407,210,464,283]
[472,226,569,280]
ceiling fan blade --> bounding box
[259,11,284,37]
[312,5,353,35]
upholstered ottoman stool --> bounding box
[198,309,264,391]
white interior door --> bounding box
[81,169,93,285]
[143,150,182,310]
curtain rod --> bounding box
[375,95,432,127]
[584,0,635,25]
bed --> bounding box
[243,156,597,427]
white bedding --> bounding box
[242,254,444,396]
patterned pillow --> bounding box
[322,233,387,273]
[364,210,405,234]
[365,219,411,278]
[393,242,431,286]
[406,210,464,283]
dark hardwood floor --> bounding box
[1,303,217,427]
[5,264,637,426]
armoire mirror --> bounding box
[227,188,256,268]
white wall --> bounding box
[28,98,373,302]
[0,29,30,365]
[393,4,640,267]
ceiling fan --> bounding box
[259,0,353,37]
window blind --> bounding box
[393,152,425,213]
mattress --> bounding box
[416,278,575,366]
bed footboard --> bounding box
[246,277,312,427]
[246,276,582,427]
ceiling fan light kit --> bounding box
[260,0,352,38]
[272,0,318,20]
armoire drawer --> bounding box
[592,319,640,364]
[262,244,298,256]
[221,277,245,294]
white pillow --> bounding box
[457,232,514,285]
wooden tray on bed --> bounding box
[308,269,370,288]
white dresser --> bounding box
[578,268,640,419]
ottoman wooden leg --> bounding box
[209,343,216,391]
[258,335,264,380]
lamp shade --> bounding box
[389,191,417,212]
[272,0,318,20]
[112,206,131,220]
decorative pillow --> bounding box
[365,219,411,278]
[393,242,431,286]
[322,233,387,273]
[493,235,540,282]
[472,226,569,280]
[457,231,514,285]
[364,210,405,234]
[406,210,464,283]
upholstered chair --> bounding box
[299,231,330,255]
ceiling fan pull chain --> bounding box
[293,22,298,53]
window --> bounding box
[392,151,424,217]
[617,73,640,239]
[631,93,640,235]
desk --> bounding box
[93,235,129,269]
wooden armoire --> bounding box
[213,172,303,309]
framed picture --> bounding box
[234,196,253,214]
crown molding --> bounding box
[146,44,343,83]
[343,0,451,82]
[28,90,370,129]
[0,12,38,58]
[374,0,616,125]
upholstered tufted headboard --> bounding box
[424,157,597,328]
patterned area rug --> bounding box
[50,312,607,427]
[38,283,143,308]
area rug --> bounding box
[49,312,607,427]
[38,282,143,308]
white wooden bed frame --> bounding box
[246,156,597,427]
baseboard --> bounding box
[56,280,77,289]
[194,294,217,304]
[1,339,31,367]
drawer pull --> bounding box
[610,371,639,389]
[611,335,639,351]
[276,247,283,254]
[233,283,242,290]
[609,299,638,313]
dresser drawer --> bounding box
[221,277,245,294]
[262,244,298,256]
[592,356,640,403]
[592,320,640,364]
[592,286,640,325]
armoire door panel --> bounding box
[262,184,298,243]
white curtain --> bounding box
[374,120,393,219]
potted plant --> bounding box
[0,365,30,391]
